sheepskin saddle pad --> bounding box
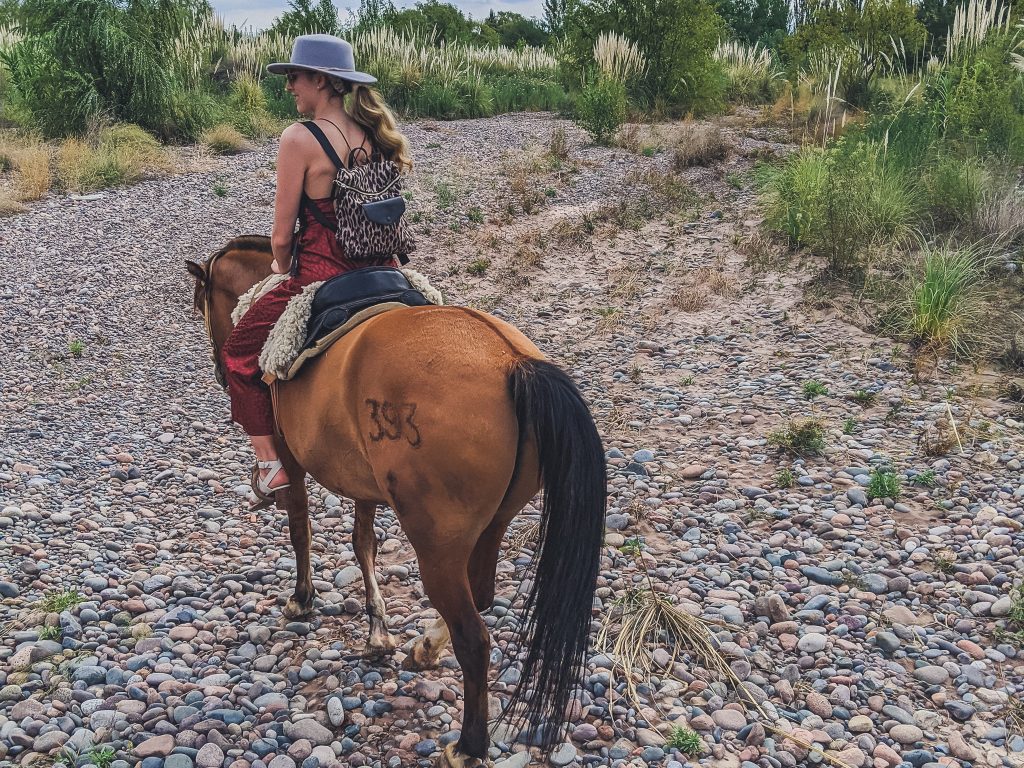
[232,266,443,383]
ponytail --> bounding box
[330,79,413,172]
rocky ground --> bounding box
[1,111,1023,768]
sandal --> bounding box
[249,460,291,512]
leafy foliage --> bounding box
[563,0,725,114]
[2,0,213,139]
[714,0,788,48]
[574,75,627,144]
[270,0,340,37]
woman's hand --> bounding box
[270,259,288,275]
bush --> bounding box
[56,123,169,192]
[564,0,725,114]
[226,75,278,139]
[201,124,252,154]
[889,241,996,359]
[933,37,1024,161]
[2,137,51,200]
[2,0,208,139]
[762,148,829,246]
[574,76,627,145]
[924,154,989,229]
[768,417,827,456]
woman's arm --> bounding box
[270,125,307,272]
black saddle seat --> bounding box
[303,266,430,349]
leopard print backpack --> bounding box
[302,121,416,262]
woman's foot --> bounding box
[256,460,291,492]
[249,435,291,510]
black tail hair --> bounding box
[501,357,606,747]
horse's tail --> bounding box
[502,357,606,747]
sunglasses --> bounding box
[285,72,302,83]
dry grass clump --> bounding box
[669,264,735,312]
[671,287,711,312]
[672,123,730,169]
[694,265,738,296]
[55,124,170,194]
[738,230,786,272]
[548,126,569,162]
[201,123,253,155]
[0,194,27,216]
[0,136,52,201]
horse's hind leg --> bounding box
[278,444,315,620]
[353,499,395,657]
[416,555,493,767]
[402,513,519,671]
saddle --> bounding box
[259,266,435,385]
[304,266,431,348]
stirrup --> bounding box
[249,460,290,511]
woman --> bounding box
[221,34,413,509]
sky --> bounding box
[210,0,546,29]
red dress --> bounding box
[221,196,397,435]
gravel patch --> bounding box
[1,111,1022,768]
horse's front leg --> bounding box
[354,499,396,657]
[278,443,315,620]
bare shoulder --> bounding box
[279,121,314,148]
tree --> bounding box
[565,0,725,113]
[544,0,566,36]
[0,0,22,25]
[3,0,213,137]
[389,0,496,45]
[714,0,789,47]
[483,10,548,47]
[271,0,340,37]
[351,0,396,31]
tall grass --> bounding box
[593,31,648,84]
[890,241,997,358]
[945,0,1011,62]
[715,40,781,103]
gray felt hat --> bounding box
[267,34,377,84]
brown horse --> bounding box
[186,235,606,767]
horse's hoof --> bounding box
[361,637,397,659]
[433,743,492,768]
[282,598,315,620]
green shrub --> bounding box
[574,75,627,145]
[201,124,251,154]
[889,241,995,358]
[935,37,1024,161]
[563,0,725,114]
[867,465,901,499]
[924,154,989,229]
[665,725,703,756]
[802,379,828,399]
[762,148,828,246]
[2,0,206,139]
[768,417,827,456]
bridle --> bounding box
[198,249,229,390]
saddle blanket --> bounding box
[232,268,443,382]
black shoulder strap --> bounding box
[301,121,344,170]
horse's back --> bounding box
[277,305,542,515]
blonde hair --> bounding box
[329,78,413,172]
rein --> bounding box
[201,248,228,390]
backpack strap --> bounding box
[301,120,345,170]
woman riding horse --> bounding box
[222,34,409,508]
[187,35,608,768]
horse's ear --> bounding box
[185,259,205,280]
